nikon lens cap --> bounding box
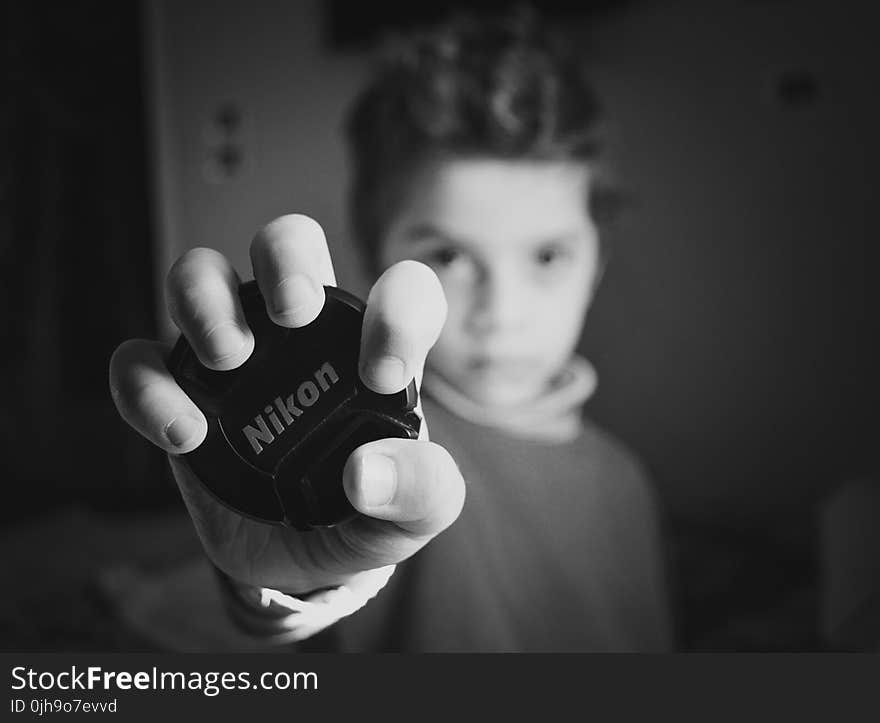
[167,280,421,530]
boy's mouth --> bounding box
[467,354,540,379]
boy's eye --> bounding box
[422,246,478,283]
[535,244,568,266]
[431,247,462,268]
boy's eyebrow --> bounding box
[406,223,580,246]
[404,223,468,246]
[404,223,584,248]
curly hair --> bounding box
[344,7,603,265]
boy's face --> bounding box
[379,157,600,407]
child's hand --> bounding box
[109,214,464,593]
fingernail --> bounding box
[164,415,203,448]
[361,355,407,392]
[271,273,322,326]
[359,453,397,507]
[203,321,248,364]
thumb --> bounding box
[343,438,465,538]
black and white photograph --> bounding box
[1,0,877,678]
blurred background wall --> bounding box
[146,0,877,521]
[145,0,367,316]
[580,0,876,524]
[1,1,166,520]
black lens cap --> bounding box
[167,280,421,530]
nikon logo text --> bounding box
[241,362,340,455]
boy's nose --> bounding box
[467,268,527,336]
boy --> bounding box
[109,10,673,651]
